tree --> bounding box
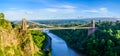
[100,39,105,45]
[0,13,4,19]
[90,50,98,56]
[107,39,114,47]
[108,29,113,36]
[115,30,120,39]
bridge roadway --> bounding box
[29,27,94,30]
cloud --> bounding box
[61,5,76,9]
[3,6,110,20]
[99,8,108,13]
[3,8,73,20]
[3,8,77,20]
[45,8,58,12]
[44,5,76,13]
[82,8,108,13]
[82,10,98,13]
[44,8,76,13]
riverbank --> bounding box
[50,29,87,56]
[43,34,52,56]
[43,30,79,56]
[30,30,51,56]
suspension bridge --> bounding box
[21,18,96,35]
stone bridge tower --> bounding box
[88,20,96,35]
[22,18,27,30]
[91,19,95,28]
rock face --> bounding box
[0,27,19,56]
[0,19,40,56]
[0,13,48,56]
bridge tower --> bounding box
[88,20,96,35]
[22,18,27,30]
[91,19,95,28]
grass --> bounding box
[0,48,4,56]
[4,46,11,51]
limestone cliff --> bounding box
[0,21,42,56]
[0,13,45,56]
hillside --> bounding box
[0,13,48,56]
[50,21,120,56]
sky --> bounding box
[0,0,120,20]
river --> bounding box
[43,30,80,56]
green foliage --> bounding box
[34,52,45,56]
[19,31,31,50]
[11,22,21,29]
[4,46,21,56]
[50,21,120,56]
[28,25,34,29]
[30,30,46,48]
[0,13,4,19]
[0,13,12,30]
[30,30,50,56]
[0,48,4,56]
[115,30,120,39]
[13,47,21,56]
[4,46,11,51]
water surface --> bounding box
[43,30,79,56]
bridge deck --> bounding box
[29,27,95,30]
